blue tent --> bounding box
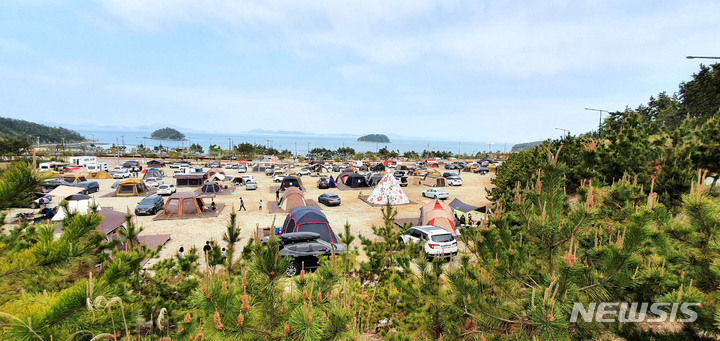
[281,206,339,244]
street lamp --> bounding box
[555,128,570,137]
[584,107,610,138]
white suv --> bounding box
[446,176,463,186]
[400,226,458,258]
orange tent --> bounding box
[419,199,457,235]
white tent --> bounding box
[366,174,410,205]
[51,194,101,221]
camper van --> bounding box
[85,163,109,172]
[38,162,68,172]
[68,156,98,167]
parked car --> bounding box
[444,164,457,170]
[399,225,458,258]
[42,179,75,189]
[157,184,177,195]
[265,168,275,176]
[237,164,248,173]
[296,168,311,176]
[273,174,286,183]
[422,188,449,199]
[318,193,341,206]
[112,169,131,179]
[442,172,458,178]
[170,161,191,169]
[241,175,254,183]
[75,181,100,194]
[332,166,341,172]
[208,161,221,168]
[474,167,489,175]
[393,170,406,178]
[144,177,163,187]
[317,177,331,189]
[446,176,463,186]
[134,195,165,216]
[262,232,344,276]
[398,176,408,187]
[245,181,258,190]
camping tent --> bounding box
[336,172,353,186]
[281,206,339,244]
[370,163,385,172]
[142,168,164,180]
[344,173,369,188]
[419,199,457,236]
[114,179,148,197]
[279,187,306,211]
[422,175,446,187]
[366,174,410,205]
[147,160,166,168]
[163,192,206,217]
[200,181,221,195]
[46,185,84,199]
[280,174,303,191]
[366,173,384,187]
[175,174,205,187]
[51,194,101,221]
[62,174,88,184]
[88,171,113,179]
[207,168,226,181]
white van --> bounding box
[68,156,98,167]
[86,163,109,172]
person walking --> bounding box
[275,189,280,202]
[259,199,263,211]
[203,241,212,264]
[238,197,246,211]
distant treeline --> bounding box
[510,140,545,152]
[0,117,85,144]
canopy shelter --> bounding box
[207,168,226,181]
[62,173,88,184]
[146,160,166,168]
[366,174,409,205]
[142,168,164,180]
[343,173,369,188]
[280,174,304,191]
[310,163,329,173]
[422,175,446,187]
[114,179,149,197]
[51,194,101,221]
[252,163,268,172]
[419,199,457,236]
[281,206,339,244]
[449,198,491,223]
[175,173,206,187]
[200,181,221,196]
[87,171,113,179]
[46,185,84,199]
[163,192,207,217]
[279,187,307,211]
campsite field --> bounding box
[9,159,494,267]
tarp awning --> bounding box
[46,185,83,198]
[448,198,489,213]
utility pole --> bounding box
[555,127,570,137]
[584,108,609,138]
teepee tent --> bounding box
[366,174,410,205]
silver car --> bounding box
[245,181,258,190]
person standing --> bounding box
[259,199,263,211]
[203,241,211,263]
[275,189,280,202]
[238,197,246,211]
[178,246,185,259]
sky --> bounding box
[0,1,718,144]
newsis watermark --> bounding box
[570,302,701,323]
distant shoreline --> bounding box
[146,136,187,142]
[357,141,391,144]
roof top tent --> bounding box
[114,179,149,197]
[279,187,306,211]
[200,181,221,195]
[280,174,304,191]
[147,160,166,168]
[281,206,339,244]
[344,173,370,188]
[175,173,206,187]
[163,192,206,217]
[142,168,164,180]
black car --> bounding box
[42,179,75,189]
[474,167,489,175]
[134,195,165,215]
[444,164,456,170]
[398,176,408,187]
[442,172,457,178]
[318,193,341,206]
[263,232,344,276]
[317,177,330,189]
[123,160,142,172]
[75,181,100,194]
[393,170,406,178]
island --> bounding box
[150,127,186,141]
[357,134,390,143]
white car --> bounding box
[144,177,164,187]
[446,176,463,186]
[273,174,286,183]
[112,169,131,179]
[422,188,449,199]
[241,175,254,183]
[245,181,258,190]
[296,168,311,176]
[400,226,458,258]
[157,184,176,195]
[238,165,248,173]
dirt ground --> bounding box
[5,159,495,267]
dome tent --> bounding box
[200,181,221,195]
[114,179,148,197]
[142,168,164,180]
[344,173,369,188]
[279,187,306,211]
[366,174,410,205]
[281,206,339,244]
[163,192,206,217]
[419,199,457,236]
